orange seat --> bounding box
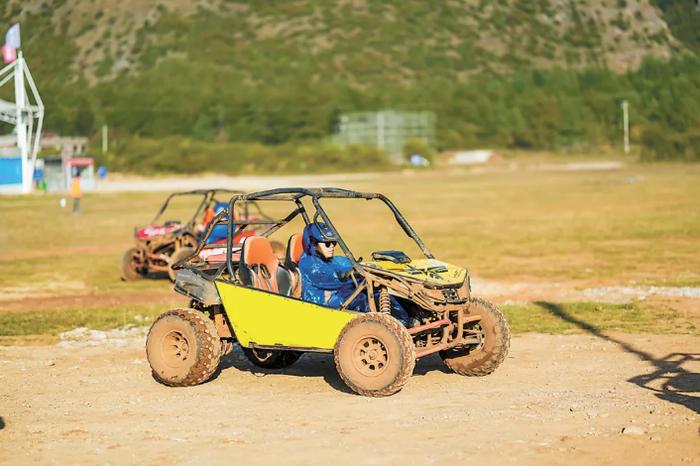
[282,233,305,298]
[285,233,304,269]
[239,236,293,295]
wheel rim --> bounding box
[352,336,389,377]
[468,323,485,350]
[161,330,191,368]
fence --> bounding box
[332,110,436,160]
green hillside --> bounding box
[2,0,699,167]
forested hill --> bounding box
[2,0,700,161]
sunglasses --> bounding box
[318,241,337,247]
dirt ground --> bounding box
[1,331,697,466]
[2,166,698,464]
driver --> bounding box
[298,222,409,326]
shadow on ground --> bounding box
[413,354,451,376]
[0,417,5,430]
[214,346,455,392]
[534,301,699,415]
[215,350,355,394]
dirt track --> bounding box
[1,331,697,465]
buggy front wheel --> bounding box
[334,313,415,397]
[439,298,511,376]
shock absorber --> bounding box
[379,287,391,314]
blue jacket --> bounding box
[298,252,355,308]
[298,250,410,325]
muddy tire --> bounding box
[334,313,415,397]
[241,347,302,369]
[440,297,511,376]
[146,308,221,387]
[168,246,195,282]
[121,247,145,281]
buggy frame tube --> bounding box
[223,187,434,278]
[152,189,245,229]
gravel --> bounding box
[58,326,147,348]
[621,425,646,436]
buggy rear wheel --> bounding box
[439,298,511,376]
[120,247,145,281]
[334,313,415,397]
[241,347,302,369]
[146,308,221,387]
[168,246,195,282]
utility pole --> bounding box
[622,100,629,154]
[14,51,29,191]
[102,124,108,154]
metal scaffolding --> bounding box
[332,110,435,160]
[0,51,44,193]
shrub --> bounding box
[101,136,393,174]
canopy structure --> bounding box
[0,51,44,194]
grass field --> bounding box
[1,163,699,340]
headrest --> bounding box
[286,233,304,266]
[241,236,278,276]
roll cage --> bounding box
[151,189,247,229]
[181,187,434,279]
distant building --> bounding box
[36,135,93,192]
[36,155,95,193]
[332,110,435,161]
[1,133,93,193]
[445,150,502,165]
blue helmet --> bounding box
[302,222,337,254]
[213,201,227,214]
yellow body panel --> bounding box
[215,281,357,350]
[362,259,467,286]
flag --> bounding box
[2,43,16,64]
[5,24,20,49]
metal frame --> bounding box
[130,188,270,276]
[178,187,478,359]
[223,187,434,276]
[0,51,44,194]
[152,189,246,230]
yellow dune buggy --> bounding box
[146,188,510,397]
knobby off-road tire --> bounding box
[146,308,222,387]
[440,297,511,376]
[168,246,195,282]
[334,313,415,397]
[241,348,303,369]
[121,247,145,281]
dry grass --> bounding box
[1,163,698,338]
[341,164,700,287]
[2,164,699,292]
